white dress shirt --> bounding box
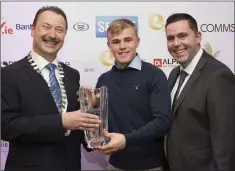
[171,48,203,105]
[31,50,68,113]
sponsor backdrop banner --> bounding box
[1,2,234,170]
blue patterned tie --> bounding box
[46,63,62,114]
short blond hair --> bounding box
[107,18,138,37]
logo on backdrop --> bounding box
[203,42,220,57]
[96,16,138,38]
[15,24,32,30]
[99,50,115,66]
[1,17,31,35]
[73,22,89,31]
[1,20,14,35]
[153,58,178,68]
[153,42,220,68]
[153,59,162,67]
[84,68,95,72]
[1,140,9,150]
[148,14,165,31]
[200,24,234,32]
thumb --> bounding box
[103,129,112,138]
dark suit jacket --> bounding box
[167,50,235,171]
[1,56,87,171]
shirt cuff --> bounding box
[64,130,71,136]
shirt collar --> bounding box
[31,50,59,71]
[180,48,203,75]
[114,53,142,71]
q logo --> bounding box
[99,50,115,66]
[148,14,165,31]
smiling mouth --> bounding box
[175,49,186,55]
[118,51,129,56]
[43,40,58,46]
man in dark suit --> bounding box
[1,6,101,171]
[165,13,235,171]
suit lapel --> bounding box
[25,59,75,112]
[22,57,59,112]
[22,57,52,95]
[172,69,200,115]
[172,51,208,115]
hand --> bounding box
[97,130,126,155]
[62,110,101,131]
[77,86,98,107]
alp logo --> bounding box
[153,58,178,68]
[73,22,89,31]
[99,50,115,66]
[148,14,165,31]
[153,59,162,67]
[96,16,138,37]
[1,21,14,35]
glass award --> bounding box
[78,86,108,149]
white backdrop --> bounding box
[1,2,234,170]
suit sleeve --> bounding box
[207,69,235,171]
[1,68,65,143]
[124,68,172,147]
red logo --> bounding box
[1,22,14,35]
[153,59,162,67]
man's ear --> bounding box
[107,41,111,49]
[31,24,35,37]
[196,31,202,44]
[137,37,140,48]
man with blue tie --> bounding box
[1,6,100,171]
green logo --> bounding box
[203,42,220,57]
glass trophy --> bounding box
[78,86,108,149]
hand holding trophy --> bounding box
[78,86,108,149]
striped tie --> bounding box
[46,63,62,114]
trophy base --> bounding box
[87,138,105,149]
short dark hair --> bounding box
[165,13,198,33]
[32,6,68,30]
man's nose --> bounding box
[119,41,126,49]
[173,38,181,47]
[48,28,56,38]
